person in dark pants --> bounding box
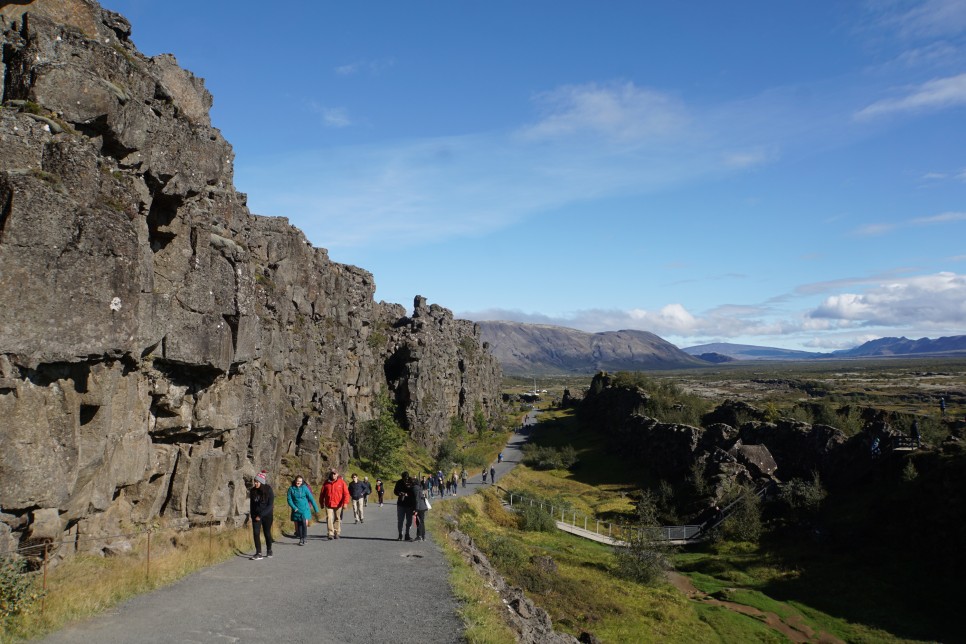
[911,418,922,448]
[249,470,274,560]
[394,471,417,540]
[375,479,385,506]
[362,476,372,507]
[490,465,496,485]
[414,482,430,542]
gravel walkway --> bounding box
[41,411,539,644]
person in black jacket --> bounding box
[394,471,416,541]
[348,473,367,524]
[362,476,372,507]
[249,470,275,560]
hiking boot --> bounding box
[251,554,263,560]
[404,535,412,541]
[397,535,403,541]
[266,551,273,558]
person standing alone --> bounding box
[320,469,350,540]
[249,471,274,560]
[348,473,367,524]
[394,471,416,541]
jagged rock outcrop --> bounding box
[0,0,501,554]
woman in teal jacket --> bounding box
[287,475,320,545]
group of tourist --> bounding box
[422,469,467,497]
[248,468,383,560]
[248,466,453,557]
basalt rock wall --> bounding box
[0,1,501,555]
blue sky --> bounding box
[103,1,966,351]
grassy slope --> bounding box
[487,406,953,643]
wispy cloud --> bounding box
[305,101,353,128]
[887,0,966,40]
[851,210,966,236]
[855,72,966,120]
[518,82,690,143]
[334,58,395,77]
[241,80,835,250]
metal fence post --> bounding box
[42,543,48,615]
[146,530,152,581]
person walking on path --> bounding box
[320,468,350,540]
[482,467,487,484]
[911,418,922,448]
[287,475,319,546]
[394,471,417,541]
[460,468,467,488]
[249,470,274,560]
[490,465,496,485]
[375,478,385,506]
[940,397,947,418]
[362,476,372,507]
[348,473,367,524]
[414,483,431,542]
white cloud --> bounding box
[518,82,690,143]
[855,72,966,120]
[809,271,966,326]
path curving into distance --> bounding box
[41,412,538,644]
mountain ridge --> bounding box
[479,321,966,372]
[478,321,705,375]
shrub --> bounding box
[521,444,578,470]
[613,491,669,585]
[517,503,558,532]
[0,557,41,623]
[484,535,528,570]
[721,488,762,544]
[778,471,827,522]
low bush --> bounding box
[521,444,578,470]
[517,503,557,532]
[0,557,41,624]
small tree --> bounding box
[613,491,670,585]
[356,391,407,478]
[778,471,827,526]
[722,487,762,543]
[472,402,488,434]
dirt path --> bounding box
[667,572,843,643]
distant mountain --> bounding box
[682,343,824,361]
[683,336,966,361]
[477,321,705,375]
[833,335,966,357]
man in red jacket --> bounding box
[319,468,350,540]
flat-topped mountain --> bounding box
[478,321,704,375]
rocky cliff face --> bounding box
[0,0,501,555]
